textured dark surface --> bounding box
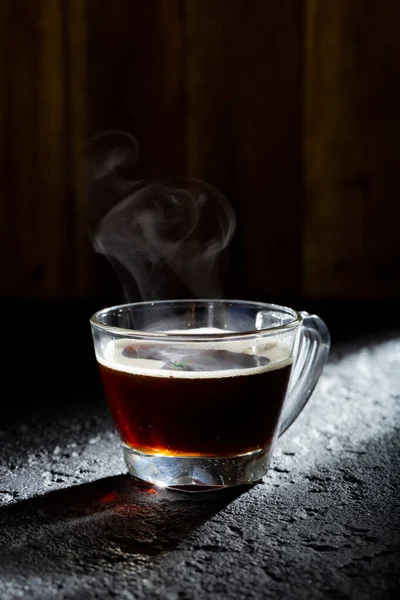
[1,315,399,599]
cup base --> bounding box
[122,444,273,490]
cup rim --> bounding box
[90,299,303,341]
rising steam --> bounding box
[85,131,236,300]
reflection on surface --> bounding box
[0,474,249,569]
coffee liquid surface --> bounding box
[97,329,293,457]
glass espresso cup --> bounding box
[90,300,330,489]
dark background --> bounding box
[0,0,399,407]
[1,0,400,303]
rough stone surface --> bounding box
[1,329,399,599]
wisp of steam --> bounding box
[85,131,236,301]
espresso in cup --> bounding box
[96,328,293,457]
[91,301,330,487]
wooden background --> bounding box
[0,0,399,299]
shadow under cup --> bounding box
[90,300,330,489]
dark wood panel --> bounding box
[65,0,92,296]
[86,0,304,299]
[305,0,400,298]
[220,0,304,298]
[86,0,186,177]
[0,0,68,296]
[1,0,399,299]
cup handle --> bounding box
[278,312,330,436]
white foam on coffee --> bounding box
[96,327,293,379]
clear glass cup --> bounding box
[90,300,330,489]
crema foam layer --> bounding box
[96,328,293,379]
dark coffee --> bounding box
[98,337,293,457]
